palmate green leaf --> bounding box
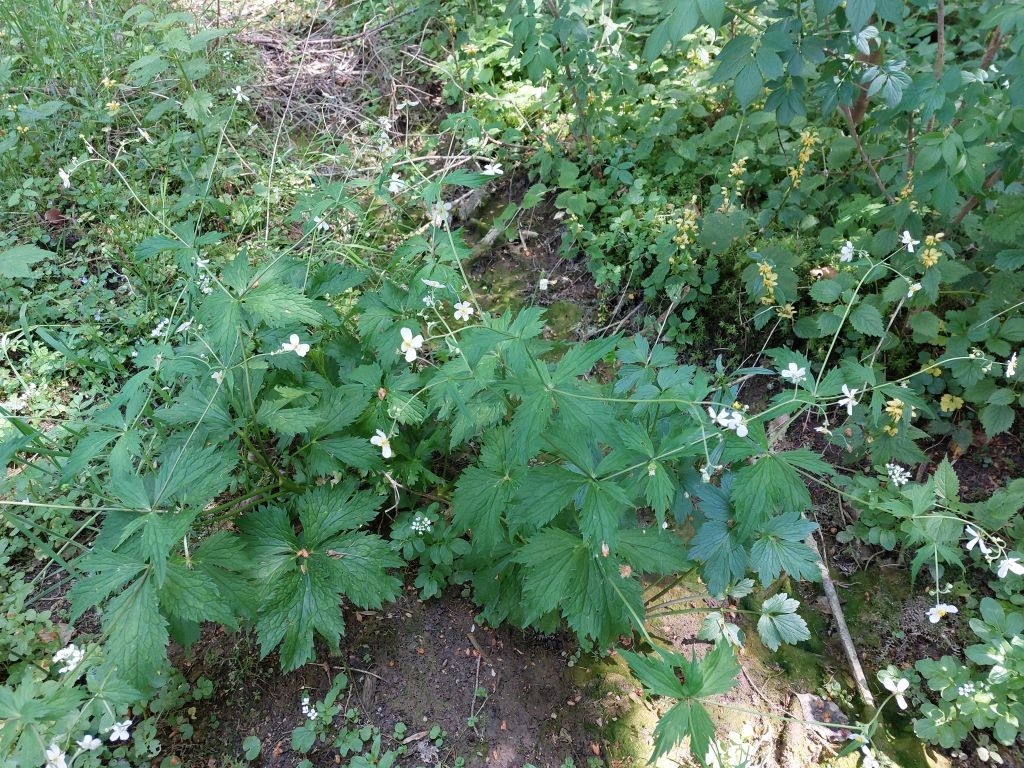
[158,559,237,627]
[255,400,319,439]
[731,451,817,539]
[757,593,810,651]
[240,282,322,328]
[563,553,643,645]
[452,428,524,551]
[190,531,257,621]
[240,493,401,671]
[688,513,747,596]
[622,643,739,763]
[103,574,169,691]
[749,512,821,585]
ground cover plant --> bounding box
[1,0,1022,767]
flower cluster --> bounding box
[300,695,318,720]
[920,232,944,269]
[786,129,818,187]
[885,463,911,487]
[52,643,85,675]
[757,261,779,306]
[411,514,433,534]
[669,195,700,248]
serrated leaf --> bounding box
[241,282,322,328]
[0,244,50,278]
[758,593,810,651]
[850,302,885,336]
[980,403,1015,437]
[103,575,169,691]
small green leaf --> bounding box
[757,593,810,651]
[0,244,50,278]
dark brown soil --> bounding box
[167,588,615,768]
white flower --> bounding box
[779,362,807,385]
[230,85,249,103]
[58,168,72,189]
[150,317,170,338]
[281,334,310,357]
[901,230,920,252]
[174,318,194,335]
[815,424,832,436]
[306,707,318,720]
[429,200,453,228]
[885,463,912,487]
[421,278,444,289]
[44,744,67,768]
[411,514,433,534]
[861,746,881,768]
[839,240,855,262]
[907,282,922,298]
[882,677,910,709]
[453,301,474,322]
[52,643,85,675]
[370,429,393,459]
[838,384,859,416]
[388,173,406,194]
[313,216,331,232]
[76,735,102,751]
[482,162,503,176]
[108,720,132,742]
[423,295,435,307]
[399,326,424,362]
[539,277,557,291]
[1007,351,1018,378]
[996,557,1024,579]
[964,525,990,555]
[211,371,224,384]
[724,410,748,438]
[926,603,958,623]
[195,257,210,268]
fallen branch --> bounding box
[806,533,876,707]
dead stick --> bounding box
[806,534,876,707]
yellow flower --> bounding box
[105,100,121,114]
[885,398,905,422]
[101,76,117,88]
[729,157,748,178]
[776,303,796,319]
[882,424,899,436]
[924,233,945,246]
[15,125,28,134]
[940,393,964,412]
[920,247,940,268]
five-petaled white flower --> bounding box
[388,173,406,194]
[58,168,72,189]
[838,384,859,416]
[370,429,393,459]
[1007,351,1018,378]
[926,603,958,623]
[429,200,453,228]
[399,327,424,362]
[882,677,911,709]
[313,216,331,232]
[76,735,102,751]
[230,85,249,103]
[44,744,66,768]
[901,230,920,252]
[839,240,855,262]
[108,720,132,742]
[453,301,474,322]
[997,557,1024,579]
[779,362,807,385]
[964,525,990,555]
[707,407,749,438]
[211,370,224,384]
[907,282,922,298]
[421,278,444,289]
[482,162,503,176]
[281,334,310,357]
